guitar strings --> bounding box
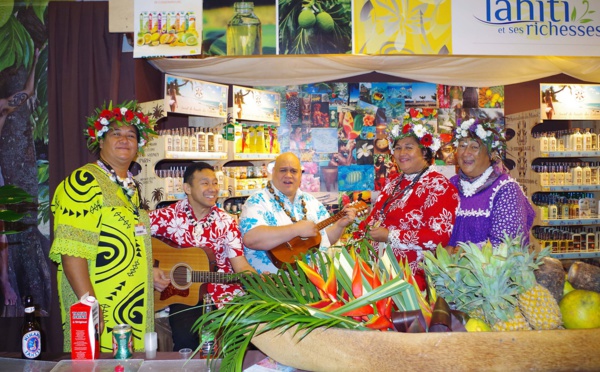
[172,265,235,287]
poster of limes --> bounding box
[133,2,203,58]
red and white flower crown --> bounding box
[389,118,441,153]
[85,100,157,154]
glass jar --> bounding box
[226,2,262,56]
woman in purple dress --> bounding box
[448,119,535,249]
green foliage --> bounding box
[31,104,48,144]
[0,185,34,234]
[422,234,550,326]
[36,160,49,225]
[0,16,35,72]
[37,159,48,184]
[32,46,49,144]
[193,244,415,371]
[37,184,49,225]
[0,0,14,28]
[0,184,33,205]
[32,0,49,24]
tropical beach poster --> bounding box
[540,84,600,121]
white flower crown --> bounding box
[453,118,506,153]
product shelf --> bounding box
[529,138,600,159]
[550,251,600,259]
[225,176,268,197]
[162,150,228,160]
[506,111,600,253]
[230,152,278,161]
[536,217,600,226]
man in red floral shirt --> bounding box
[149,162,256,351]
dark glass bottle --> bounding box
[21,295,41,360]
[199,293,216,359]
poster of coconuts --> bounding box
[133,0,203,58]
[280,0,352,54]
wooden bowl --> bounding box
[252,326,600,371]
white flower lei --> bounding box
[459,166,494,197]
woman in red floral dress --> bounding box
[359,120,459,291]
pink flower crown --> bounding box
[85,100,157,154]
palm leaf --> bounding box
[192,239,424,370]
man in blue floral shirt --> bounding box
[239,152,356,273]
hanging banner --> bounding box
[540,84,600,121]
[133,0,202,58]
[165,74,228,118]
[452,0,600,56]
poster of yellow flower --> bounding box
[353,0,452,55]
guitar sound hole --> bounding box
[172,265,191,289]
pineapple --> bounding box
[518,284,562,330]
[423,235,560,332]
[512,253,562,330]
[424,240,522,330]
[497,235,562,330]
[422,245,467,310]
[491,306,531,331]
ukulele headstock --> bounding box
[346,200,369,217]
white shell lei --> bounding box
[459,166,494,197]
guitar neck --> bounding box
[192,271,238,284]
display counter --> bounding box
[0,350,270,371]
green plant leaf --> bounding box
[0,16,33,72]
[33,0,48,24]
[0,0,13,28]
[0,185,33,205]
[0,209,26,222]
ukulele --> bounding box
[152,237,239,309]
[267,201,368,268]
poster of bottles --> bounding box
[232,86,280,123]
[133,0,203,58]
[165,74,228,118]
[203,0,276,56]
[540,84,600,121]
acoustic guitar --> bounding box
[267,201,368,268]
[152,237,239,309]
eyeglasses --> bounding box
[456,141,483,154]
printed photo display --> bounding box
[258,82,505,211]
